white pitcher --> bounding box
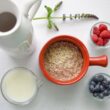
[0,0,42,58]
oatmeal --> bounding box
[44,41,84,81]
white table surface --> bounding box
[0,0,110,110]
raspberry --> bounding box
[91,34,98,43]
[97,38,104,46]
[93,26,100,35]
[99,24,108,32]
[100,30,110,39]
[103,39,109,46]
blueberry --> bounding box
[108,82,110,87]
[103,90,109,96]
[93,92,98,97]
[103,81,110,89]
[93,74,105,82]
[99,85,105,92]
[92,75,99,83]
[105,85,109,89]
[107,90,110,95]
[97,82,101,86]
[90,81,96,86]
[94,84,100,92]
[108,81,110,85]
[98,93,104,99]
[102,80,109,88]
[108,85,110,90]
[89,85,95,93]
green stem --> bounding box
[33,17,47,20]
[33,14,99,20]
[33,16,66,20]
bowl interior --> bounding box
[39,35,89,85]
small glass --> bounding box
[89,21,110,49]
[0,67,43,106]
[88,73,110,101]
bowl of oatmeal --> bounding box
[39,35,108,85]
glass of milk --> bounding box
[1,67,42,105]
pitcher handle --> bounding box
[23,0,42,21]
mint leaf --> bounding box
[47,19,53,29]
[52,23,59,31]
[54,1,63,12]
[45,6,53,18]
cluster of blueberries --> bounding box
[89,74,110,99]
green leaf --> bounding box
[52,23,59,31]
[54,1,63,12]
[47,19,53,29]
[44,5,53,18]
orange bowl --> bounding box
[39,35,108,85]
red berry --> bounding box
[96,38,104,46]
[93,26,100,36]
[103,39,109,46]
[91,34,98,43]
[100,30,110,39]
[99,24,108,32]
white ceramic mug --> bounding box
[0,0,42,58]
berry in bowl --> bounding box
[90,22,110,48]
[89,73,110,101]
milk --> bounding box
[1,68,37,104]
